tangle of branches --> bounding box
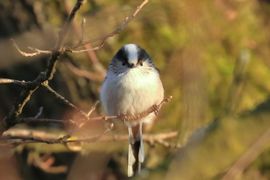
[0,0,178,149]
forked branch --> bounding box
[1,0,85,134]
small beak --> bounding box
[127,62,136,68]
[127,59,138,68]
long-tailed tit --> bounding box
[100,44,164,177]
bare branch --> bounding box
[34,107,44,118]
[29,153,67,174]
[42,83,88,118]
[68,44,105,53]
[1,94,175,148]
[117,96,172,123]
[64,0,106,76]
[28,46,51,54]
[17,118,65,124]
[64,62,104,82]
[79,18,86,44]
[72,0,149,52]
[86,101,99,117]
[1,127,178,149]
[155,139,181,148]
[76,96,173,129]
[11,39,51,57]
[10,96,171,130]
[1,0,85,135]
[0,78,30,86]
[222,127,270,180]
[55,0,84,49]
[6,96,172,141]
[1,1,166,156]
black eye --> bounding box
[122,62,126,66]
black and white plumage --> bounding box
[100,44,164,177]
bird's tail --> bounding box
[127,122,144,177]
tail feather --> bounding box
[128,141,136,177]
[138,123,144,163]
[127,123,144,177]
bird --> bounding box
[100,43,164,177]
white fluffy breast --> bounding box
[100,67,164,125]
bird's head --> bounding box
[110,44,155,74]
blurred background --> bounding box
[1,0,270,179]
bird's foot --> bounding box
[152,104,160,116]
[119,113,130,122]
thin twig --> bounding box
[222,127,270,180]
[42,83,88,118]
[155,139,181,148]
[79,18,86,44]
[34,107,44,118]
[11,39,51,57]
[76,96,173,128]
[71,0,149,52]
[64,0,106,76]
[1,0,85,134]
[1,0,151,139]
[13,96,172,130]
[68,44,105,52]
[17,118,65,124]
[29,153,67,174]
[0,78,30,86]
[86,101,99,117]
[1,128,178,148]
[64,62,104,82]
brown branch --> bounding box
[1,128,178,149]
[12,96,172,130]
[34,107,44,118]
[76,96,173,129]
[11,39,51,57]
[9,0,149,60]
[64,0,106,76]
[29,153,67,174]
[0,94,175,147]
[17,118,65,124]
[86,101,99,117]
[1,0,151,141]
[2,95,172,144]
[0,78,30,86]
[1,0,85,135]
[222,127,270,180]
[155,139,181,148]
[64,62,103,82]
[71,0,149,52]
[42,83,88,118]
